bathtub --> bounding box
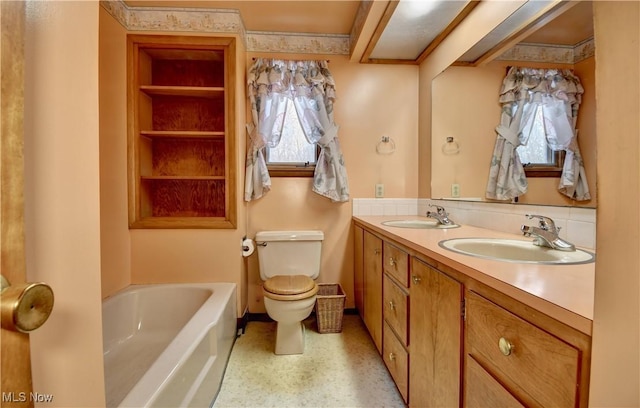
[102,283,237,408]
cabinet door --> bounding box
[409,257,463,408]
[363,231,383,354]
[464,355,525,408]
[465,291,580,408]
[354,225,364,316]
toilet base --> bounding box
[274,321,305,355]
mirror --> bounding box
[431,1,596,208]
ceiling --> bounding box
[123,0,594,64]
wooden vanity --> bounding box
[353,215,594,407]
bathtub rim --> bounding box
[103,282,237,408]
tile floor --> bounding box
[213,314,406,408]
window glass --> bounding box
[266,98,316,166]
[516,105,552,165]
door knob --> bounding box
[1,274,54,333]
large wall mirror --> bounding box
[431,1,596,208]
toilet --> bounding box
[256,230,323,355]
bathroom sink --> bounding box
[381,219,459,229]
[439,238,594,265]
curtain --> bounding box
[486,67,590,201]
[244,58,349,202]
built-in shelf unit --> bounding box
[127,35,236,229]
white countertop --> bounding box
[353,215,595,336]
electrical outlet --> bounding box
[451,183,460,198]
[375,184,384,198]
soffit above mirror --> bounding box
[363,0,594,65]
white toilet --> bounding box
[256,230,323,355]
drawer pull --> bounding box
[412,275,421,285]
[374,249,381,255]
[499,337,514,356]
[389,257,396,267]
[389,352,396,361]
[388,300,395,310]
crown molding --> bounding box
[497,37,595,64]
[100,0,349,55]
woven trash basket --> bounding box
[315,284,346,333]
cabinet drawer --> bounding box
[383,242,409,287]
[383,323,408,403]
[464,354,525,408]
[383,275,408,346]
[466,291,580,408]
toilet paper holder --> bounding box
[241,237,256,257]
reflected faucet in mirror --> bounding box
[426,204,456,226]
[521,214,575,251]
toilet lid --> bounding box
[263,275,315,295]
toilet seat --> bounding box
[263,275,318,301]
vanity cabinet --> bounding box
[464,290,583,407]
[127,35,236,229]
[353,218,592,408]
[410,257,463,408]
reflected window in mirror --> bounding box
[516,105,564,177]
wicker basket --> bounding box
[315,284,346,333]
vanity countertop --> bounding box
[353,215,595,336]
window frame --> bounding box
[266,144,320,177]
[522,150,565,177]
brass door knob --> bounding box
[498,337,514,356]
[1,275,54,333]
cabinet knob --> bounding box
[388,352,396,361]
[388,300,395,310]
[411,275,421,285]
[498,337,514,356]
[389,257,396,267]
[374,249,381,255]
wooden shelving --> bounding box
[127,35,236,229]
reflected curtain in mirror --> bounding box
[244,58,349,202]
[486,67,590,201]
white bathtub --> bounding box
[102,283,237,408]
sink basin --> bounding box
[439,238,594,264]
[381,219,459,229]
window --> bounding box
[515,103,564,177]
[266,98,318,177]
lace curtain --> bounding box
[486,67,590,201]
[244,58,349,202]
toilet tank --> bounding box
[255,230,324,280]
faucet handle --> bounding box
[525,214,557,232]
[428,204,447,215]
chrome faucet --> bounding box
[426,204,455,226]
[521,214,575,251]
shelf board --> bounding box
[141,176,226,180]
[130,217,236,229]
[139,85,224,98]
[140,130,225,139]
